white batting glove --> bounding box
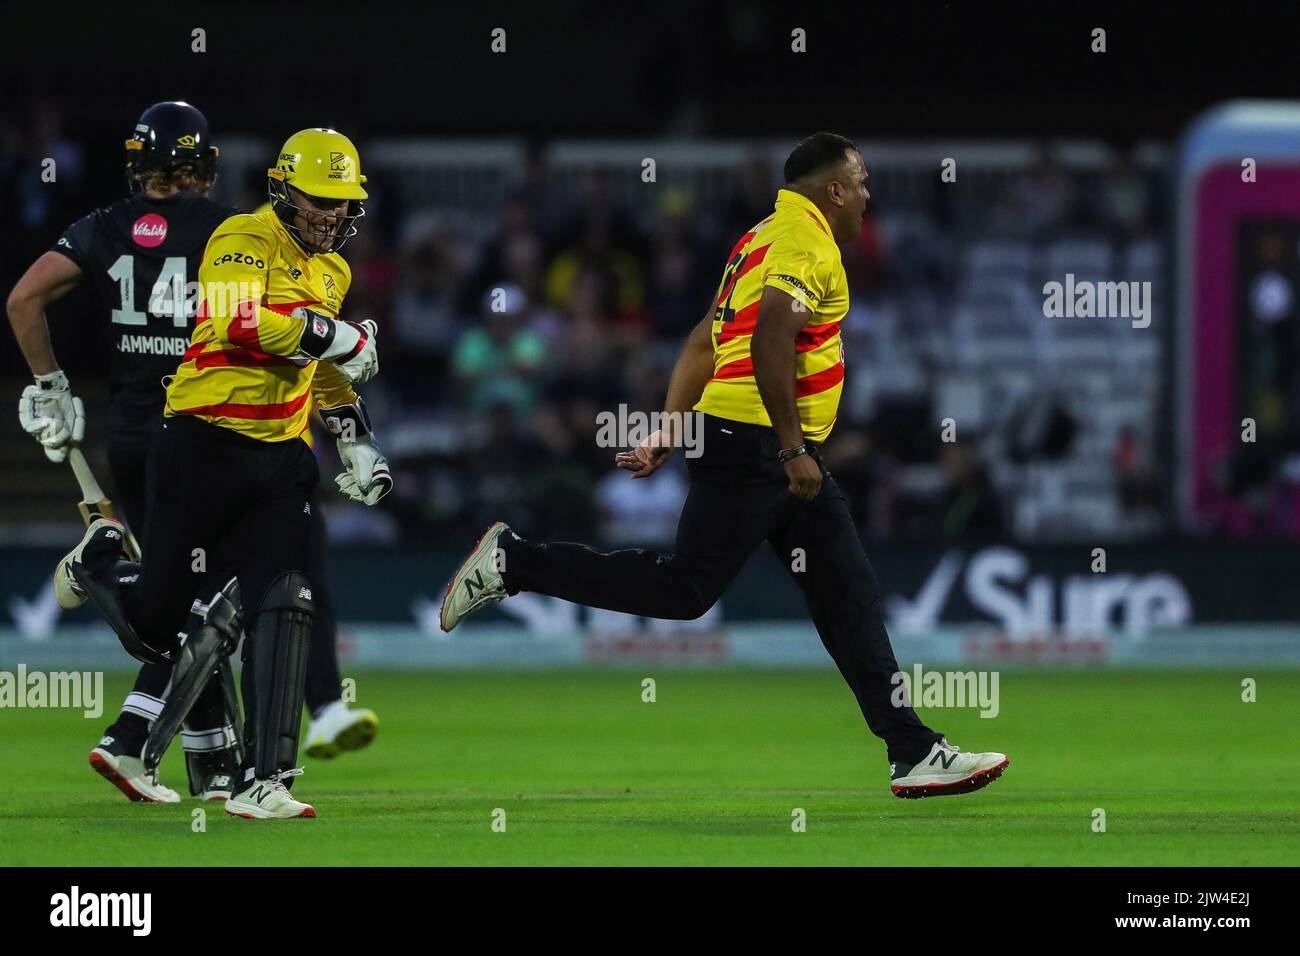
[18,371,85,463]
[336,439,392,505]
[293,308,379,384]
[319,400,392,506]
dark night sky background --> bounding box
[2,1,1296,144]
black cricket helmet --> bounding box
[125,101,219,192]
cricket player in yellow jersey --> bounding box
[443,133,1009,799]
[56,128,391,819]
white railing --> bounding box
[214,136,1170,214]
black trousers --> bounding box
[109,426,343,724]
[106,441,174,722]
[125,416,317,641]
[120,416,319,773]
[303,492,341,714]
[501,413,942,764]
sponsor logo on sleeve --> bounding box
[773,273,819,303]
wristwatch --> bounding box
[778,444,808,464]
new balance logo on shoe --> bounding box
[251,785,270,805]
[464,570,485,598]
[930,750,958,769]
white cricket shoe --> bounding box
[305,699,379,759]
[200,770,238,802]
[55,517,126,610]
[225,769,316,819]
[88,735,181,804]
[194,749,241,801]
[890,738,1009,799]
[439,521,510,632]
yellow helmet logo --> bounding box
[176,134,197,148]
[266,128,367,201]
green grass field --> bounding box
[1,669,1297,866]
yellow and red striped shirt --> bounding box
[695,188,848,443]
[164,209,357,441]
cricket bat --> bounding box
[68,446,141,561]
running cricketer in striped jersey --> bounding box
[7,106,377,807]
[53,128,390,819]
[441,132,1009,799]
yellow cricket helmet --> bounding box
[266,128,368,253]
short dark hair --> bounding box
[783,132,858,184]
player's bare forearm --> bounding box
[615,315,714,476]
[661,313,715,445]
[751,286,806,450]
[6,252,82,376]
[7,300,58,376]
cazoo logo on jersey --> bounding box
[211,251,266,269]
[885,546,1191,638]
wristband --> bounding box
[778,444,808,464]
[34,370,70,391]
[319,398,374,442]
[294,308,338,359]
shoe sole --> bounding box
[54,561,86,610]
[225,806,317,820]
[306,712,379,759]
[439,521,507,632]
[88,750,170,804]
[891,757,1010,799]
[304,740,339,759]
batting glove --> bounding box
[18,371,85,463]
[320,400,392,506]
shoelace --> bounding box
[268,767,305,792]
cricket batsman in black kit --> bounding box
[50,127,389,819]
[442,133,1009,798]
[8,105,378,807]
